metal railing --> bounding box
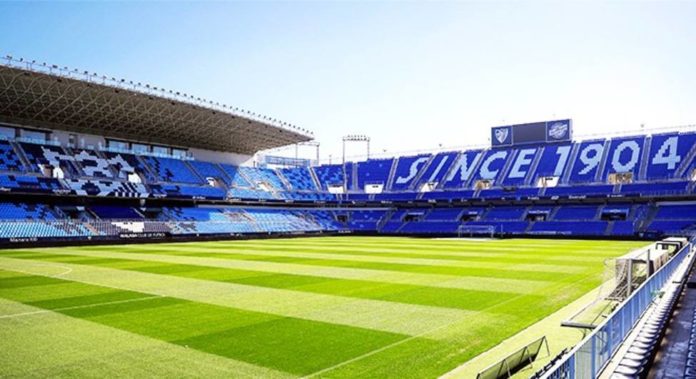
[542,241,693,379]
[1,54,311,138]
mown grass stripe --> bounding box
[0,237,647,379]
[5,248,549,294]
[0,297,295,378]
[0,257,479,337]
[0,271,408,376]
[2,251,539,312]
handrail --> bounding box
[542,241,693,379]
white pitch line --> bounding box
[301,271,599,378]
[0,295,164,320]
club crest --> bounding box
[494,128,509,144]
[548,122,569,140]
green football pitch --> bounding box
[0,237,647,378]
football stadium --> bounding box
[2,4,696,379]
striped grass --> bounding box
[0,237,646,378]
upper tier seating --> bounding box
[391,154,430,191]
[72,149,114,178]
[219,164,253,187]
[0,174,64,193]
[645,132,696,180]
[66,179,148,198]
[0,140,24,172]
[313,164,343,190]
[416,151,459,187]
[531,144,573,183]
[356,158,394,190]
[101,152,155,181]
[143,156,203,184]
[280,167,318,191]
[20,142,80,177]
[238,167,286,190]
[188,161,229,185]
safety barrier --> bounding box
[543,241,693,379]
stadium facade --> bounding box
[0,58,695,245]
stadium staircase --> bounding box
[561,143,581,184]
[10,141,32,172]
[274,168,294,190]
[184,160,207,184]
[524,146,545,186]
[595,139,612,182]
[498,149,519,183]
[605,221,615,235]
[385,157,399,191]
[307,167,322,191]
[135,155,160,184]
[638,135,653,180]
[676,142,696,178]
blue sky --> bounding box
[1,1,695,161]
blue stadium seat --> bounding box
[189,161,229,184]
[20,142,80,177]
[279,167,318,191]
[442,150,484,189]
[544,184,614,197]
[485,206,527,220]
[531,221,608,236]
[500,147,541,186]
[529,144,573,183]
[554,205,600,220]
[619,181,689,197]
[0,202,59,220]
[469,149,512,186]
[238,167,286,190]
[313,164,344,190]
[601,136,646,181]
[90,205,143,219]
[72,149,115,178]
[0,174,65,193]
[391,155,430,191]
[219,164,253,188]
[645,132,696,180]
[416,151,459,188]
[567,139,607,183]
[66,179,148,198]
[102,151,155,182]
[356,158,394,190]
[143,156,203,184]
[0,140,24,172]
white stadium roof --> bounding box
[0,56,313,154]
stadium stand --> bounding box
[0,58,695,243]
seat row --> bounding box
[612,283,681,378]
